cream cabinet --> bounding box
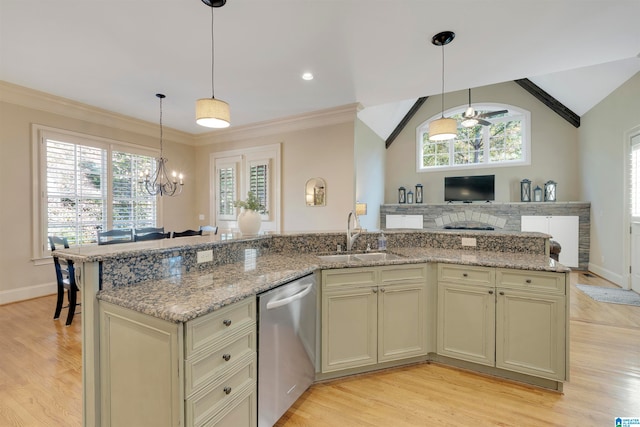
[99,297,257,427]
[521,215,579,267]
[321,264,428,373]
[437,264,568,382]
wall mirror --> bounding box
[305,178,326,206]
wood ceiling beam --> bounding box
[385,97,428,148]
[514,78,580,128]
[385,79,580,149]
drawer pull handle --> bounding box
[372,288,378,293]
[222,353,231,362]
[380,288,386,293]
[488,290,494,295]
[223,319,232,327]
[462,273,468,277]
[499,291,505,296]
[525,279,532,284]
[223,386,232,395]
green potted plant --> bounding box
[233,191,267,235]
[233,191,268,214]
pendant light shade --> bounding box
[428,117,457,141]
[196,98,230,128]
[197,0,230,128]
[428,30,457,142]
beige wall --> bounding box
[580,71,640,286]
[0,84,196,303]
[193,114,358,233]
[385,81,581,204]
[355,118,385,231]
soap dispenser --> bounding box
[378,232,387,251]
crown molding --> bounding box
[0,80,193,144]
[1,80,362,147]
[192,103,362,145]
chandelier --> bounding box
[141,93,184,196]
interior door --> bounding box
[629,133,640,293]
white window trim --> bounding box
[415,103,531,173]
[31,124,161,262]
[210,143,281,233]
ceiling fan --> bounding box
[461,88,508,127]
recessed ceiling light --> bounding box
[302,72,314,81]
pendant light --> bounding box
[142,94,184,197]
[428,31,457,141]
[196,0,230,128]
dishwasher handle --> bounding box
[265,283,314,310]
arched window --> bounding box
[416,103,530,172]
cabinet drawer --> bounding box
[438,264,495,286]
[496,269,566,294]
[322,267,377,289]
[185,327,256,397]
[186,356,256,427]
[380,264,427,284]
[185,297,256,358]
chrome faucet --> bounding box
[347,211,361,251]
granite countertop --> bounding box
[97,248,568,324]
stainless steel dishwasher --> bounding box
[258,273,317,427]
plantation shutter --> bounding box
[249,160,269,216]
[112,150,157,230]
[217,163,237,219]
[46,139,107,246]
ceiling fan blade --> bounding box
[477,118,491,126]
[478,110,508,119]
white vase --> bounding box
[237,209,262,236]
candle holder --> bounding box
[544,180,557,202]
[415,184,423,203]
[533,185,543,202]
[520,179,531,202]
[398,187,406,204]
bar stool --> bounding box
[49,236,80,326]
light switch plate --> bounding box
[461,237,477,247]
[197,249,213,263]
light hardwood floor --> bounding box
[0,272,638,426]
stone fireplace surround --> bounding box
[380,202,590,269]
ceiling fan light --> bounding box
[196,98,230,128]
[429,117,457,141]
[461,117,479,128]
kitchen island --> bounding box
[55,229,569,427]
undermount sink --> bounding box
[316,252,403,263]
[353,252,403,262]
[316,254,354,262]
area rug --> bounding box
[576,284,640,307]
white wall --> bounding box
[385,81,581,204]
[355,118,385,231]
[580,72,640,286]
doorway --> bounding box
[626,129,640,292]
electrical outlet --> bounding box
[461,237,477,247]
[199,214,205,221]
[197,249,213,263]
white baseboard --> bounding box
[0,281,57,305]
[587,263,625,288]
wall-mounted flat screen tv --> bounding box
[444,174,495,202]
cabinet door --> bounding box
[437,282,495,366]
[321,286,378,373]
[100,302,182,427]
[378,282,428,363]
[521,215,579,267]
[547,216,579,267]
[496,289,566,380]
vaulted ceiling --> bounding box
[2,0,639,140]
